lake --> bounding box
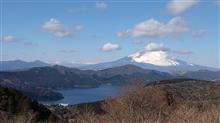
[44,85,121,105]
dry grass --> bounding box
[71,81,220,123]
[0,112,59,123]
[70,105,98,123]
[166,102,220,123]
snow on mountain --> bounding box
[129,50,180,66]
[128,42,181,66]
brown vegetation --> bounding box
[64,79,220,123]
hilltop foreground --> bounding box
[0,86,63,123]
[49,79,220,123]
[0,79,220,123]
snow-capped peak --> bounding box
[129,43,180,66]
[129,51,179,66]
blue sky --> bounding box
[1,0,219,68]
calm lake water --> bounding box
[44,85,121,105]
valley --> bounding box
[0,63,219,103]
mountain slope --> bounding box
[0,65,99,101]
[94,64,173,85]
[0,79,63,101]
[0,65,99,89]
[0,64,219,89]
[0,64,173,88]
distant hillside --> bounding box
[0,65,174,90]
[94,65,173,85]
[0,65,99,89]
[0,86,63,123]
[1,59,219,73]
[0,60,49,71]
[177,70,220,81]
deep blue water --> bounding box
[44,85,121,105]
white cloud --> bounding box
[167,0,200,14]
[118,17,188,38]
[191,29,207,38]
[42,18,82,38]
[129,43,192,66]
[96,2,108,9]
[0,35,20,42]
[42,18,72,38]
[101,42,121,52]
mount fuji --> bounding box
[80,55,218,72]
[79,43,219,72]
[80,57,217,72]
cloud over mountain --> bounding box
[118,17,188,38]
[144,43,170,51]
